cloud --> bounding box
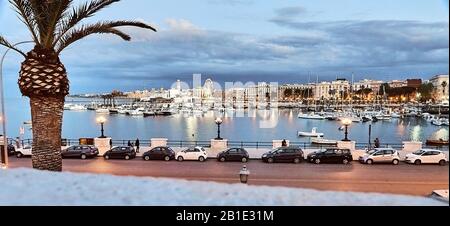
[275,6,307,18]
[47,15,448,93]
[270,6,308,25]
[268,7,449,73]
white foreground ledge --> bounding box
[0,168,445,206]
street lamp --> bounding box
[341,118,352,141]
[239,165,250,184]
[215,117,223,140]
[96,116,107,138]
[0,41,33,168]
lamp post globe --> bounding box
[341,118,352,141]
[215,117,223,140]
[96,116,107,138]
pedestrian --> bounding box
[109,139,113,149]
[282,139,287,147]
[135,138,140,153]
[127,140,132,147]
[374,138,380,148]
[15,137,21,148]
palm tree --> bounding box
[0,0,156,171]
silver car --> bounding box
[359,148,400,165]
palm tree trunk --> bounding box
[30,96,64,171]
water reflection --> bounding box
[410,125,422,142]
[5,97,449,143]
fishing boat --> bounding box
[156,109,175,116]
[362,115,372,122]
[143,111,156,117]
[374,114,391,121]
[311,137,338,145]
[298,127,324,137]
[431,119,443,126]
[109,109,119,114]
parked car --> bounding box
[15,145,32,158]
[176,146,208,162]
[217,148,249,162]
[143,146,175,161]
[61,145,99,159]
[262,146,304,164]
[359,148,400,165]
[0,144,16,156]
[307,148,353,164]
[103,146,136,160]
[405,149,448,166]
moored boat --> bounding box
[426,139,449,146]
[311,137,338,145]
[298,127,324,137]
[143,111,156,117]
[95,108,110,114]
[298,112,325,120]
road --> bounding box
[8,157,449,196]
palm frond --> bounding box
[43,0,73,48]
[0,35,27,57]
[9,0,39,44]
[53,0,120,47]
[56,23,130,53]
[103,21,157,32]
[56,20,156,53]
[27,0,48,43]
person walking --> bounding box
[135,138,140,153]
[109,139,113,149]
[15,137,21,148]
[127,140,132,147]
[374,138,380,148]
[282,139,287,147]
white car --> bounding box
[405,149,447,166]
[176,146,208,162]
[15,145,32,158]
[359,148,400,165]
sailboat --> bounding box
[298,74,325,120]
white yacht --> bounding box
[298,127,324,137]
[95,108,110,114]
[431,119,443,126]
[298,112,325,120]
[69,104,87,111]
[129,108,144,116]
[391,112,401,118]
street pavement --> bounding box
[8,157,449,196]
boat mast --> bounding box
[315,74,319,113]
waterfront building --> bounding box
[279,84,314,101]
[429,74,449,102]
[313,79,351,100]
[389,80,407,88]
[352,79,383,93]
[406,79,422,89]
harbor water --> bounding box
[4,97,449,144]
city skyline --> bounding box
[1,0,449,96]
